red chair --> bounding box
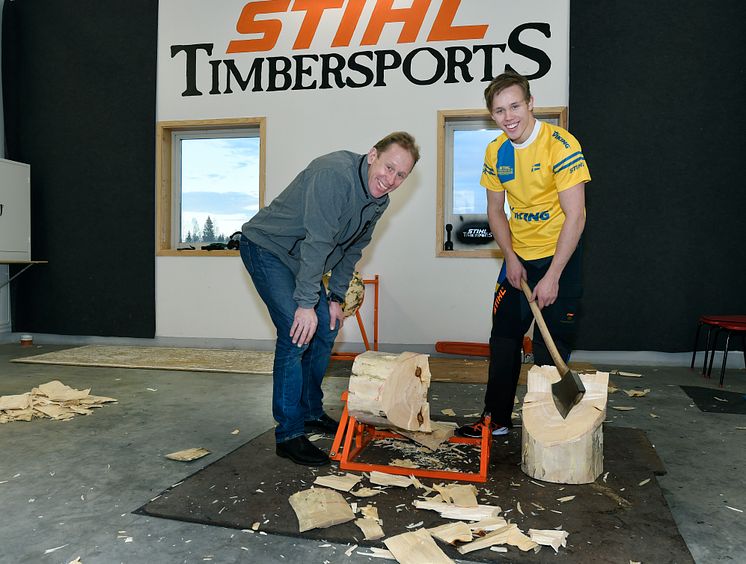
[691,315,746,386]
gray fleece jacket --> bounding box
[242,150,389,309]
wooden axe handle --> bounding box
[520,279,569,374]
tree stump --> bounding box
[347,351,432,432]
[521,365,609,484]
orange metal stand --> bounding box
[331,275,379,361]
[329,391,492,483]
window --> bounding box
[436,107,567,258]
[156,118,266,256]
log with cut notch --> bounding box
[521,365,609,484]
[347,351,432,432]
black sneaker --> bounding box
[304,413,339,434]
[455,416,509,438]
[276,435,330,466]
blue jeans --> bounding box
[240,236,339,443]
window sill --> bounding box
[437,249,504,258]
[157,249,240,257]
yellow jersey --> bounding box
[481,120,591,260]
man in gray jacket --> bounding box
[240,132,420,466]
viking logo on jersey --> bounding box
[552,131,570,149]
[483,163,496,176]
[513,210,550,222]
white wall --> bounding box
[155,0,571,349]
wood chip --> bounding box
[397,421,456,451]
[528,528,569,552]
[457,524,515,554]
[0,393,31,410]
[610,370,642,378]
[611,406,636,411]
[468,516,509,531]
[413,499,500,521]
[432,484,478,507]
[440,408,456,416]
[427,521,473,544]
[165,448,210,461]
[37,380,91,401]
[557,495,575,503]
[390,459,420,469]
[356,547,396,559]
[288,487,355,532]
[355,517,384,540]
[313,473,362,492]
[624,388,651,397]
[370,471,413,488]
[638,478,651,486]
[350,487,384,498]
[384,528,454,564]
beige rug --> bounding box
[12,345,594,385]
[12,345,275,375]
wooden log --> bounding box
[347,351,432,432]
[521,365,609,484]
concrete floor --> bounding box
[0,342,744,564]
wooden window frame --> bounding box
[156,117,266,257]
[436,107,567,258]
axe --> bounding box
[520,279,585,418]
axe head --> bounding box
[552,369,586,419]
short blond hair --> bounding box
[374,131,420,165]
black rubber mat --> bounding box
[136,425,691,563]
[680,386,746,414]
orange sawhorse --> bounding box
[329,391,492,483]
[331,275,379,361]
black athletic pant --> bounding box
[484,244,583,427]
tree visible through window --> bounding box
[156,118,266,255]
[177,134,260,244]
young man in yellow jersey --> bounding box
[457,71,591,438]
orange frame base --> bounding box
[329,391,492,483]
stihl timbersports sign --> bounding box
[168,0,555,96]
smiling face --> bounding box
[489,84,536,144]
[366,143,415,198]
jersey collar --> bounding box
[510,119,542,149]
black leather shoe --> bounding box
[304,413,339,434]
[276,435,330,466]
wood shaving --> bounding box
[0,381,116,423]
[624,388,651,397]
[165,448,210,461]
